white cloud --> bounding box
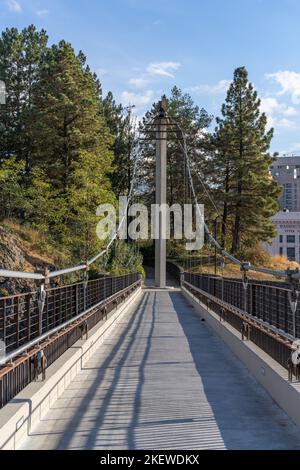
[275,118,296,128]
[128,78,149,88]
[266,71,300,104]
[260,96,297,130]
[36,9,49,17]
[266,114,295,129]
[146,61,181,78]
[121,90,154,108]
[260,97,280,115]
[6,0,22,13]
[186,79,230,95]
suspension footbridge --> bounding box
[18,281,300,450]
[1,100,300,450]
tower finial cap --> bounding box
[158,96,167,118]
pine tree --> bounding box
[140,87,212,208]
[101,92,137,196]
[0,157,26,219]
[0,25,48,170]
[29,41,115,259]
[0,25,143,274]
[212,67,281,254]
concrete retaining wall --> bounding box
[0,286,142,450]
[182,285,300,429]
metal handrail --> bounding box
[0,279,140,367]
[183,279,294,344]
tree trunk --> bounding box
[231,88,243,254]
[231,197,241,253]
[221,162,229,248]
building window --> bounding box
[287,235,295,243]
[279,235,283,243]
[280,247,283,256]
[287,247,295,260]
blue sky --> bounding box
[1,0,300,154]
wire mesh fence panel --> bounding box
[0,273,139,354]
[184,272,299,338]
[182,276,293,371]
[0,273,140,409]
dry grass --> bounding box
[2,219,70,267]
[191,254,299,282]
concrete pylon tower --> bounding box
[155,98,167,288]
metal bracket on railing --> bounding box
[286,268,300,338]
[32,349,47,381]
[37,284,46,316]
[240,262,250,289]
[80,320,88,340]
[83,266,89,290]
[240,262,251,313]
[220,307,225,322]
[288,340,300,382]
[241,321,251,341]
[83,265,89,310]
[38,349,47,381]
[37,268,49,336]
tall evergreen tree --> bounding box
[0,24,143,274]
[140,87,212,208]
[0,25,48,170]
[101,92,137,196]
[212,67,281,253]
[29,41,115,259]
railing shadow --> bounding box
[169,291,300,450]
[52,291,153,449]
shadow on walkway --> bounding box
[55,291,156,449]
[23,288,300,450]
[169,291,300,450]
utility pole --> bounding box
[155,98,167,288]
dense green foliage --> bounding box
[102,92,137,197]
[0,25,140,273]
[139,86,212,209]
[0,25,282,271]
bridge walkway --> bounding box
[21,286,300,450]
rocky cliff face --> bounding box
[0,225,56,296]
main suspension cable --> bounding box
[167,114,297,280]
[0,139,142,281]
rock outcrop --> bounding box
[0,226,55,296]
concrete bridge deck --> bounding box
[21,287,300,450]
